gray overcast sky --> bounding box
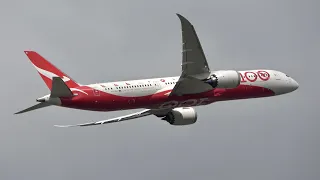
[0,0,319,179]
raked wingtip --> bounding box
[54,124,76,128]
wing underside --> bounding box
[170,14,213,96]
[177,14,211,79]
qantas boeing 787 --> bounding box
[15,14,299,127]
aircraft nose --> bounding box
[273,72,299,95]
[290,78,299,91]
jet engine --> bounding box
[204,70,241,88]
[162,107,197,125]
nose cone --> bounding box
[272,77,299,95]
[290,78,299,91]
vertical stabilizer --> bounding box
[24,50,80,89]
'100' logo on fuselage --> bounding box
[240,71,270,82]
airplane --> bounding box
[15,14,299,127]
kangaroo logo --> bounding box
[61,76,70,82]
[33,64,71,82]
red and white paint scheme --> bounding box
[15,14,299,127]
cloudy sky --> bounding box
[0,0,319,179]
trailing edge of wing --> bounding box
[54,109,152,127]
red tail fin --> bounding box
[24,51,80,89]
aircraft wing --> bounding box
[54,109,153,127]
[171,74,213,95]
[170,14,213,96]
[177,13,211,79]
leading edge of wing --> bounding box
[54,109,152,127]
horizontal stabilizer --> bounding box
[50,77,73,98]
[14,102,51,114]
